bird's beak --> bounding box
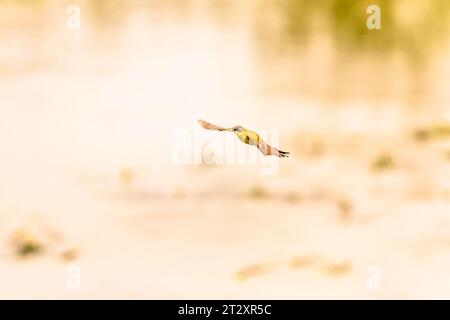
[224,128,234,132]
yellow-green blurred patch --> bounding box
[371,153,395,171]
[248,185,267,199]
[413,125,450,142]
[10,228,44,258]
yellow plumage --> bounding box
[234,129,259,146]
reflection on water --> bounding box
[1,0,450,106]
[255,0,450,105]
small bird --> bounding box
[198,119,290,158]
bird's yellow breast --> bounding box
[235,129,259,145]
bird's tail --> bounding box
[257,140,290,158]
[277,149,290,158]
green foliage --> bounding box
[17,241,42,257]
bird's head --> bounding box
[231,125,244,132]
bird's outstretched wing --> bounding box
[257,139,290,158]
[198,119,226,131]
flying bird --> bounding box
[198,119,290,158]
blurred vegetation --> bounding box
[8,0,450,61]
[17,242,42,257]
[248,185,267,199]
[10,229,44,258]
[413,125,450,142]
[371,152,395,171]
[0,0,450,105]
[252,0,450,104]
[258,0,450,57]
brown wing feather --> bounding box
[257,139,290,158]
[198,119,226,131]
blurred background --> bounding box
[1,0,450,299]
